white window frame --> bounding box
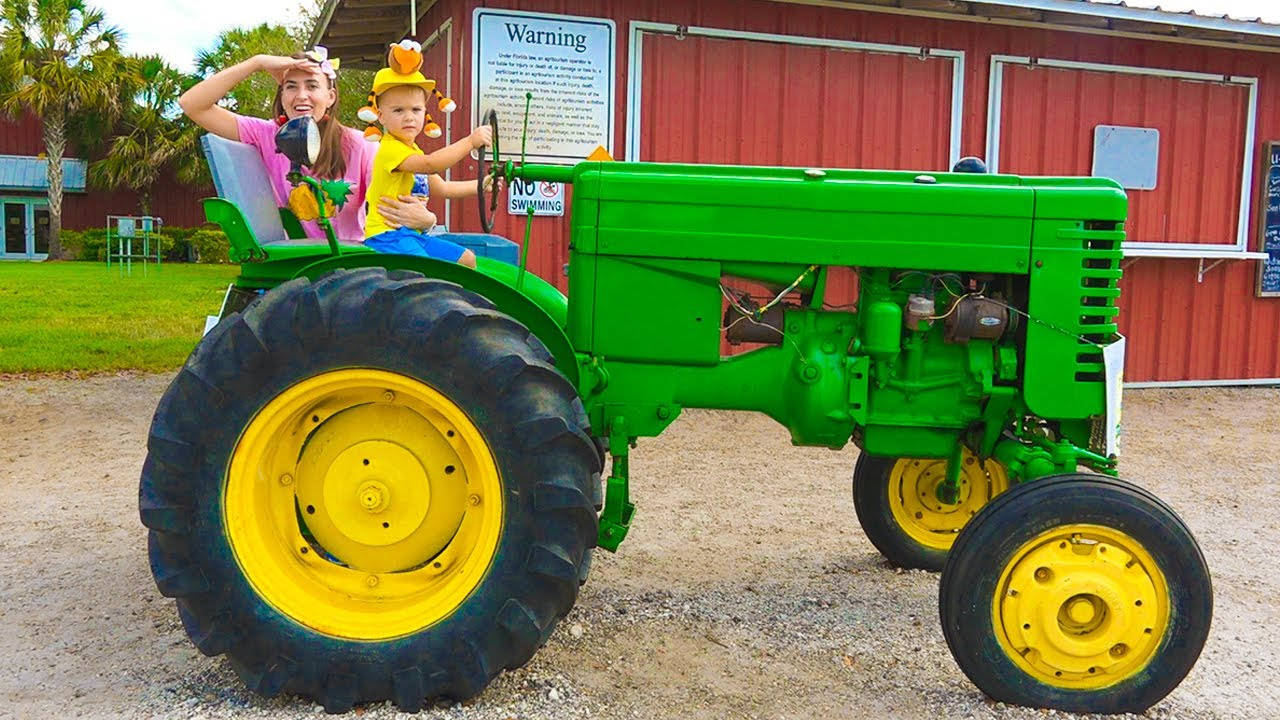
[986,55,1261,258]
[421,17,454,228]
[626,22,966,170]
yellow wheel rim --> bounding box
[992,524,1170,689]
[224,369,503,641]
[887,451,1009,551]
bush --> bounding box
[189,229,231,264]
[61,228,110,261]
[58,224,227,263]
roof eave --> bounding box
[963,0,1280,41]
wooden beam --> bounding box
[1040,11,1111,29]
[327,6,405,23]
[324,21,397,40]
[1176,27,1246,43]
[899,0,969,12]
[971,4,1041,21]
[1110,19,1180,35]
[320,27,397,45]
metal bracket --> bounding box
[1196,257,1229,283]
[597,415,636,552]
[674,24,688,40]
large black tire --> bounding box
[140,268,601,712]
[852,452,1007,571]
[939,474,1211,713]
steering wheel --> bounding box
[477,109,501,234]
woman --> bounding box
[179,50,441,237]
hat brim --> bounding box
[372,71,436,96]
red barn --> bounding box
[318,1,1280,385]
[0,111,207,260]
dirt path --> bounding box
[1,376,1276,719]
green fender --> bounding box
[294,254,577,386]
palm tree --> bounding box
[89,56,206,214]
[0,0,126,259]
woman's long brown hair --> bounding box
[272,52,348,179]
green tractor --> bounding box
[141,115,1210,714]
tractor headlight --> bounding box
[275,116,321,171]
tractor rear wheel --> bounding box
[140,268,601,712]
[852,451,1008,570]
[939,474,1211,713]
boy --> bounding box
[363,69,492,267]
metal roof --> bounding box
[312,0,1280,60]
[961,0,1280,37]
[1054,0,1279,26]
[0,154,86,193]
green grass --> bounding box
[0,261,240,373]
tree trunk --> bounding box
[139,186,152,216]
[42,105,66,260]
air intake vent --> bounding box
[1074,223,1123,382]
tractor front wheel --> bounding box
[852,451,1008,570]
[939,474,1211,713]
[140,268,600,711]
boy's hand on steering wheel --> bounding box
[482,174,503,194]
[469,126,493,150]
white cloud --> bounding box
[100,0,309,73]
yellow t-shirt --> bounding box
[364,134,424,238]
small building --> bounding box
[0,111,206,260]
[328,2,1278,385]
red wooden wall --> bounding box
[414,0,1280,382]
[998,64,1249,248]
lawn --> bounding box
[0,261,240,373]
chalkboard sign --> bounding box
[1258,142,1280,297]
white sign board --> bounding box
[507,178,565,216]
[472,8,615,165]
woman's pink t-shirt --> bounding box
[235,115,376,240]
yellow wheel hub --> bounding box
[888,450,1008,551]
[992,524,1170,689]
[224,369,503,641]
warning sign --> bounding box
[507,178,565,216]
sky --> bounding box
[102,0,309,73]
[102,0,1280,74]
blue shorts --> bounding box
[364,227,466,263]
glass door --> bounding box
[34,206,49,255]
[3,202,25,256]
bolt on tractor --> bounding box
[141,112,1211,714]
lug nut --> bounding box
[382,390,395,402]
[279,473,293,486]
[366,575,379,588]
[468,494,482,506]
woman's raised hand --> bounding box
[257,55,319,83]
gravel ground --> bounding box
[1,375,1277,720]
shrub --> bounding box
[189,229,231,264]
[57,224,228,262]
